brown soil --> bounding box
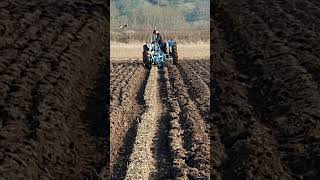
[110,61,148,179]
[0,1,108,179]
[212,0,320,179]
[110,60,210,179]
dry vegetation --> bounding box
[111,0,210,43]
[110,42,209,60]
[111,29,209,43]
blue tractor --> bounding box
[142,34,178,69]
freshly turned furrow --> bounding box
[0,8,41,60]
[276,0,320,32]
[198,60,210,73]
[23,18,92,137]
[1,14,87,130]
[110,64,132,85]
[0,14,79,100]
[110,65,146,116]
[117,68,139,106]
[210,123,225,180]
[161,68,189,179]
[168,65,210,178]
[110,65,134,92]
[189,61,210,86]
[216,1,320,178]
[110,63,123,79]
[310,0,320,8]
[290,0,320,21]
[0,1,108,179]
[110,67,147,179]
[1,7,41,47]
[125,67,159,180]
[212,23,294,179]
[113,64,135,85]
[177,61,210,120]
[110,66,137,107]
[121,65,145,106]
[109,60,210,179]
[244,0,320,89]
[110,64,126,84]
[6,11,84,74]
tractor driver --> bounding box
[152,30,166,53]
[153,30,164,44]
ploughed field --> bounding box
[0,1,108,179]
[212,0,320,179]
[110,59,210,179]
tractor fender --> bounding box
[167,39,176,47]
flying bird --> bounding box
[119,24,128,29]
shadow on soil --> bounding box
[82,63,108,179]
[149,69,174,179]
[110,68,149,179]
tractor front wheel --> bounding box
[143,46,151,70]
[172,43,178,65]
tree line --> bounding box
[111,0,210,30]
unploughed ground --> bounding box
[110,42,210,60]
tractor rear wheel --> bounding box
[143,44,149,52]
[172,43,178,65]
[143,45,151,70]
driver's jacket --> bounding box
[153,33,164,44]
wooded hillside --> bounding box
[111,0,210,42]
